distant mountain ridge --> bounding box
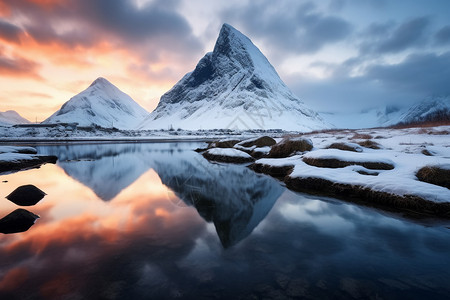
[320,96,450,129]
[43,77,149,129]
[140,23,328,131]
[393,96,450,126]
[0,110,30,126]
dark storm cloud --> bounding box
[1,0,202,60]
[434,25,450,45]
[289,50,450,113]
[0,19,23,43]
[360,17,431,54]
[365,51,450,94]
[221,1,352,55]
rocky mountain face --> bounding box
[140,24,328,131]
[43,77,149,129]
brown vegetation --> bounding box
[350,133,373,140]
[326,142,362,152]
[416,166,450,189]
[269,138,313,158]
[238,136,276,148]
[303,157,394,170]
[356,140,382,149]
[214,139,241,148]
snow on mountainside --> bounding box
[43,77,149,129]
[392,96,450,125]
[321,97,450,129]
[140,24,328,131]
[0,110,30,126]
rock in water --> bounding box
[0,209,39,234]
[6,184,46,206]
[140,24,328,131]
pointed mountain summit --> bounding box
[44,77,149,129]
[140,24,328,131]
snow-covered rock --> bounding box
[0,110,30,126]
[140,24,328,131]
[43,77,149,129]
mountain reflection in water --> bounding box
[0,142,449,299]
[37,142,283,247]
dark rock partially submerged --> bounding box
[202,149,254,163]
[0,209,39,234]
[0,155,58,173]
[284,176,450,218]
[6,184,47,206]
[250,163,294,178]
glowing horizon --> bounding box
[1,0,449,121]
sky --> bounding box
[0,0,449,121]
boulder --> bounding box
[202,148,254,163]
[416,166,450,189]
[0,209,39,234]
[269,137,313,158]
[6,184,47,206]
[237,136,276,148]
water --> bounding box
[1,142,450,299]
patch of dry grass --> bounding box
[269,138,313,158]
[416,166,450,189]
[357,140,382,149]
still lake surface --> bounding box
[1,142,450,299]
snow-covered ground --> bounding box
[252,125,450,205]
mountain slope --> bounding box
[43,77,149,129]
[392,96,450,126]
[0,110,30,126]
[140,24,328,131]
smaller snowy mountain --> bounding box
[0,110,30,126]
[321,97,450,129]
[392,96,450,126]
[43,78,149,129]
[140,24,328,131]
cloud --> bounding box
[0,18,22,43]
[1,0,203,67]
[365,51,450,95]
[360,17,431,54]
[434,25,450,45]
[0,52,41,78]
[288,51,450,113]
[221,0,352,56]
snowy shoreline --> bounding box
[200,125,450,218]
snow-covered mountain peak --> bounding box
[140,24,328,131]
[0,110,30,126]
[44,77,149,129]
[213,24,274,74]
